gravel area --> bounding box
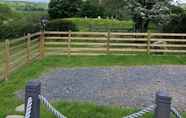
[16,66,186,111]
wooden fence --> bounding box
[0,32,42,81]
[0,31,186,80]
[45,31,186,56]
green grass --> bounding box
[0,55,186,118]
[55,18,134,32]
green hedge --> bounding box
[46,18,134,32]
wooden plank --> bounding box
[111,38,147,41]
[47,47,106,52]
[46,37,107,41]
[151,33,186,37]
[151,38,186,42]
[39,32,45,59]
[45,37,68,40]
[44,31,69,35]
[45,42,106,46]
[110,43,147,47]
[71,37,107,41]
[10,54,27,66]
[10,49,26,59]
[10,42,26,51]
[71,32,107,35]
[151,44,186,48]
[110,48,146,52]
[111,32,148,36]
[151,49,186,53]
[10,36,27,44]
[31,43,39,51]
[4,40,10,80]
[31,38,40,44]
[30,32,41,38]
[47,52,106,56]
[47,47,146,52]
[10,60,26,73]
[26,33,31,63]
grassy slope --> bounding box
[0,55,186,118]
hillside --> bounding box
[0,0,48,11]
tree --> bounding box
[80,1,105,18]
[101,0,129,20]
[125,0,171,32]
[162,5,186,33]
[48,0,83,19]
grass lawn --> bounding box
[0,55,186,118]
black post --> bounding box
[25,81,41,118]
[155,91,172,118]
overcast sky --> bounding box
[7,0,186,3]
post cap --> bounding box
[156,91,172,104]
[26,81,41,91]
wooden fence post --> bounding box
[68,31,71,57]
[26,33,31,63]
[147,32,151,54]
[106,31,111,54]
[39,32,45,59]
[4,39,10,80]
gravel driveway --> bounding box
[16,65,186,111]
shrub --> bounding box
[162,13,186,33]
[46,19,78,31]
[46,18,133,32]
[0,12,46,40]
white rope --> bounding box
[122,105,155,118]
[25,97,33,118]
[171,107,182,118]
[39,95,67,118]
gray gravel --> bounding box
[16,66,186,111]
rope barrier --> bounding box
[39,95,67,118]
[122,105,155,118]
[25,97,33,118]
[171,107,182,118]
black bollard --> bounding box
[25,81,41,118]
[155,91,172,118]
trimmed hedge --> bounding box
[46,18,134,32]
[46,19,78,31]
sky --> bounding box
[6,0,186,3]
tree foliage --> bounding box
[125,0,171,32]
[80,1,105,18]
[162,5,186,33]
[101,0,130,20]
[48,0,82,19]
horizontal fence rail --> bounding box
[0,31,186,80]
[45,31,186,56]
